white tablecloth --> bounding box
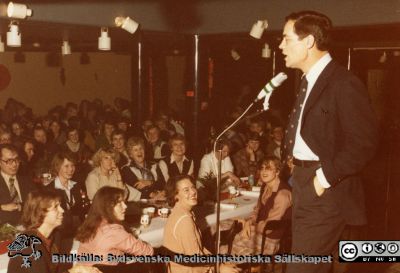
[0,194,258,273]
[139,195,259,247]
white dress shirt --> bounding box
[293,53,332,188]
[54,177,76,208]
[1,171,22,202]
[198,152,234,179]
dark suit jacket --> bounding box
[300,60,379,225]
[0,175,35,225]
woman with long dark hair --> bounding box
[76,187,153,273]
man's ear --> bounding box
[306,35,316,49]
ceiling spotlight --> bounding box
[0,36,5,52]
[249,19,268,39]
[7,21,21,47]
[379,51,387,63]
[98,27,111,51]
[231,48,240,61]
[7,2,32,19]
[262,43,271,58]
[115,16,139,34]
[61,41,71,55]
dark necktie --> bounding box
[283,76,308,161]
[64,191,74,210]
[8,177,21,203]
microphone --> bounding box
[255,72,288,110]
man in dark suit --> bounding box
[0,144,35,225]
[279,11,379,273]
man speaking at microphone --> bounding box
[279,11,378,273]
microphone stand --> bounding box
[213,100,256,273]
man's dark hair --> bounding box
[0,143,19,158]
[286,10,332,51]
[111,129,126,140]
[246,132,261,142]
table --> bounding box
[138,195,259,247]
[0,194,258,272]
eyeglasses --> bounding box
[0,158,21,165]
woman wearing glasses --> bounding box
[229,156,292,255]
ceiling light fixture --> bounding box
[98,27,111,51]
[7,21,21,47]
[115,16,139,34]
[61,41,71,55]
[231,48,240,61]
[0,36,5,52]
[249,19,268,39]
[7,2,32,19]
[262,43,271,58]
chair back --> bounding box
[219,220,243,254]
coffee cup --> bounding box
[140,214,150,227]
[158,208,169,218]
[41,173,53,186]
[228,186,239,197]
[143,207,156,217]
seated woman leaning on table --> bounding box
[229,156,292,255]
[85,147,141,202]
[163,175,240,273]
[76,186,153,273]
[121,137,165,200]
[7,189,100,273]
[198,139,241,189]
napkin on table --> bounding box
[219,203,238,210]
[240,190,260,198]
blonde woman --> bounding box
[85,147,140,201]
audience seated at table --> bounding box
[17,139,36,180]
[61,127,93,184]
[67,116,97,153]
[95,118,115,151]
[227,156,292,255]
[76,186,153,273]
[85,147,141,202]
[158,133,194,182]
[116,117,137,139]
[0,144,35,225]
[110,130,129,169]
[155,116,175,142]
[265,125,284,159]
[121,137,165,199]
[145,125,170,163]
[48,120,67,146]
[163,175,240,273]
[7,189,101,273]
[248,118,270,155]
[10,120,28,148]
[198,139,241,188]
[45,151,86,252]
[233,132,264,178]
[32,126,60,166]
